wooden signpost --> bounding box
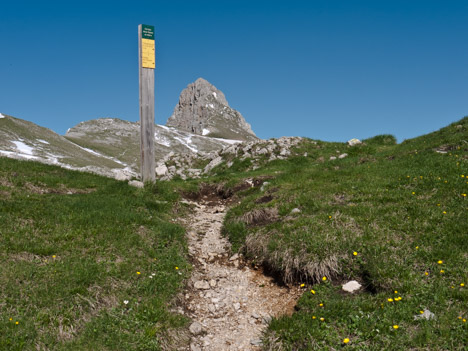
[139,24,156,183]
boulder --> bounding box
[155,164,168,176]
[347,138,362,146]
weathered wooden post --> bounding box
[138,24,156,183]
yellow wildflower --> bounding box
[353,251,358,256]
[300,283,305,288]
[322,276,327,281]
[393,325,399,329]
[310,289,316,294]
[136,271,141,275]
[460,283,465,287]
[343,338,350,344]
[437,260,443,264]
[388,298,394,302]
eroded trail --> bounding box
[181,200,300,351]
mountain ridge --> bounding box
[166,78,258,141]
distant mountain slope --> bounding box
[166,78,258,141]
[0,114,130,178]
[0,114,243,180]
[65,117,242,165]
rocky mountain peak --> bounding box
[166,78,258,141]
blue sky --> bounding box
[1,0,467,142]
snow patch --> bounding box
[37,139,50,145]
[202,128,210,136]
[155,132,171,147]
[212,92,217,99]
[173,136,198,153]
[13,141,34,155]
[205,104,214,109]
[158,125,170,131]
[0,113,5,119]
[0,149,38,160]
[211,137,241,145]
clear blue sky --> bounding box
[1,0,467,142]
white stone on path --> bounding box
[189,321,203,335]
[342,280,362,293]
[194,280,210,290]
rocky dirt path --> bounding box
[181,200,300,351]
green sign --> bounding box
[142,24,154,40]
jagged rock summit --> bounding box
[166,78,258,141]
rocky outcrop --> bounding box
[157,136,304,181]
[166,78,258,141]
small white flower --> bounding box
[149,276,153,279]
[151,273,156,276]
[123,300,129,305]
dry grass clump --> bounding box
[245,232,340,284]
[241,208,279,226]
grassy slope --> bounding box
[220,117,468,350]
[0,158,190,350]
[1,116,466,350]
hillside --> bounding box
[0,114,243,181]
[217,116,468,350]
[0,157,192,350]
[1,116,467,350]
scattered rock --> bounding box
[342,280,362,293]
[155,164,168,176]
[194,280,210,290]
[204,156,223,173]
[113,169,133,181]
[290,208,301,214]
[347,138,362,146]
[128,180,144,188]
[260,182,270,192]
[189,321,203,335]
[329,156,337,161]
[229,253,239,261]
[414,309,435,321]
[250,338,263,346]
[338,153,348,159]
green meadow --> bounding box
[220,117,468,350]
[1,116,467,350]
[0,159,190,350]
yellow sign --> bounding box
[141,38,155,69]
